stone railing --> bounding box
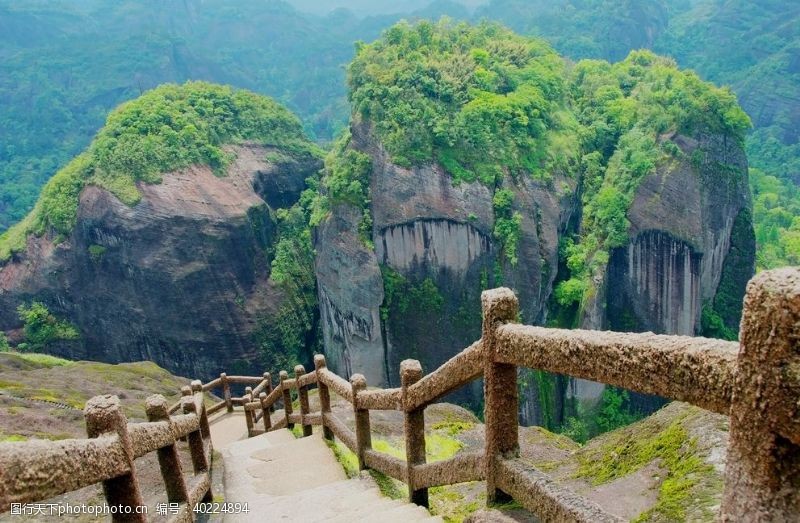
[239,267,800,522]
[0,381,214,522]
[0,268,797,522]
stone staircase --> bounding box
[215,421,442,522]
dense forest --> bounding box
[0,0,797,267]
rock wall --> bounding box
[608,231,701,335]
[0,144,321,379]
[315,122,572,401]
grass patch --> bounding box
[575,412,718,522]
[7,352,74,368]
[430,485,482,522]
[431,420,475,437]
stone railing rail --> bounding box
[0,268,797,522]
[232,268,800,522]
[0,381,214,522]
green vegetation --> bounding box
[575,409,719,522]
[3,351,74,368]
[0,332,9,352]
[0,81,315,261]
[16,302,80,352]
[554,50,750,311]
[750,169,800,269]
[380,266,444,322]
[349,20,569,184]
[256,175,322,372]
[492,189,522,266]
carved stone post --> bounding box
[221,372,233,413]
[146,394,189,505]
[264,372,274,412]
[259,392,272,431]
[315,355,334,441]
[721,268,800,521]
[84,395,146,522]
[192,380,210,440]
[244,386,255,436]
[482,287,520,503]
[295,365,313,437]
[401,359,428,507]
[280,371,294,430]
[183,395,210,474]
[351,374,372,470]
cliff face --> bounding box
[603,133,753,336]
[316,122,574,395]
[316,124,755,418]
[0,144,321,378]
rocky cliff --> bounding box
[0,144,321,378]
[313,22,756,424]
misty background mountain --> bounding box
[0,0,797,267]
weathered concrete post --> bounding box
[295,364,313,437]
[481,287,520,503]
[721,268,800,521]
[351,374,372,470]
[146,394,189,505]
[280,370,294,430]
[244,386,255,436]
[178,385,192,442]
[84,395,146,522]
[221,372,233,413]
[259,392,272,431]
[182,395,210,474]
[315,354,334,441]
[264,372,274,412]
[191,380,210,440]
[401,359,428,508]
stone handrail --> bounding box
[0,380,214,522]
[1,268,796,522]
[234,268,799,522]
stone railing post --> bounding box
[315,355,334,441]
[351,374,372,470]
[182,395,210,474]
[264,372,274,412]
[192,380,210,440]
[721,268,800,521]
[146,394,189,505]
[481,287,520,503]
[280,371,294,430]
[401,359,428,507]
[259,392,272,431]
[179,385,192,442]
[244,386,255,436]
[84,395,145,522]
[221,372,233,413]
[295,365,313,437]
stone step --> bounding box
[220,421,442,522]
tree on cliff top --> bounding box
[0,82,319,261]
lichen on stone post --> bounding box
[182,395,210,474]
[351,373,372,470]
[481,287,520,504]
[244,386,255,436]
[295,364,313,437]
[315,355,335,441]
[84,395,146,522]
[259,392,272,431]
[280,370,294,430]
[264,372,274,413]
[721,268,800,521]
[401,359,429,508]
[192,379,210,440]
[146,394,190,505]
[221,372,233,413]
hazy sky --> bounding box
[284,0,488,17]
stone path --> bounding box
[211,414,442,522]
